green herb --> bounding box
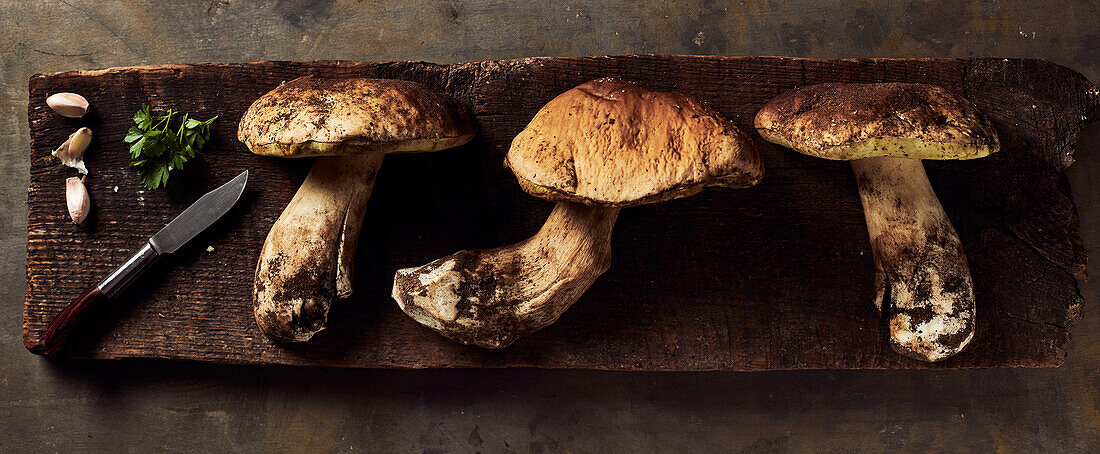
[123,105,217,189]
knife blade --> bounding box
[43,170,248,356]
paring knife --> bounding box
[43,170,249,357]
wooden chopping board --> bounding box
[23,56,1098,370]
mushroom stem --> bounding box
[393,201,620,348]
[254,152,384,342]
[850,156,975,361]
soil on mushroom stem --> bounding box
[255,253,337,334]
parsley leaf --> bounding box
[123,105,217,190]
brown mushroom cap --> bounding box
[505,78,763,207]
[238,76,475,157]
[754,83,999,161]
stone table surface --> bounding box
[2,1,1098,452]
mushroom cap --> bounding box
[238,77,476,158]
[754,83,999,161]
[505,78,763,207]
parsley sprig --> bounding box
[124,105,217,189]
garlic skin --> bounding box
[52,127,91,175]
[66,176,90,224]
[46,93,89,118]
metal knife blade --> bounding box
[150,170,248,254]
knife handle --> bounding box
[43,286,107,357]
[42,242,159,357]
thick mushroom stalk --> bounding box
[851,156,974,361]
[254,153,383,342]
[393,202,619,348]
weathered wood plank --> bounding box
[22,56,1098,369]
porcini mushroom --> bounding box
[393,78,763,348]
[754,82,1000,361]
[238,77,475,342]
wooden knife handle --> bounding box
[43,286,107,357]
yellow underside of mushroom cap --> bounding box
[760,133,998,161]
[248,134,476,158]
[509,164,760,208]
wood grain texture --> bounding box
[22,56,1098,370]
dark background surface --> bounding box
[2,1,1098,452]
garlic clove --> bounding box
[66,176,90,224]
[46,93,90,118]
[52,127,91,175]
[68,127,92,156]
